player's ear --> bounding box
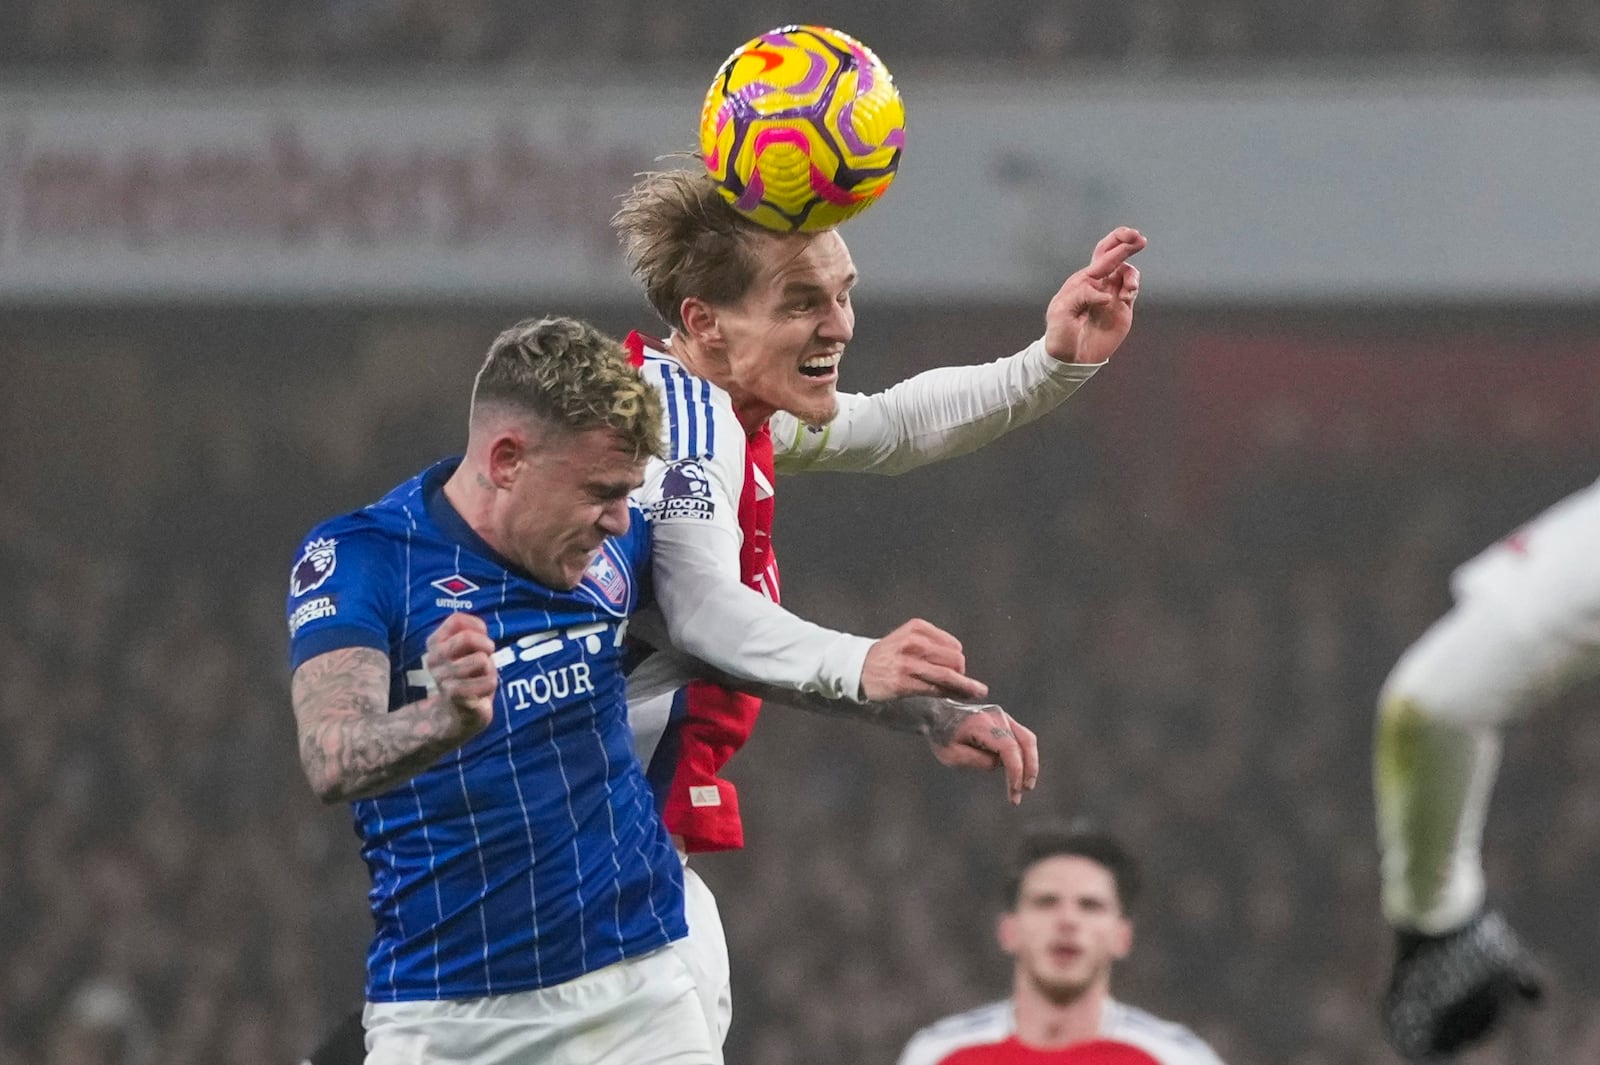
[485,430,526,488]
[679,297,722,347]
[997,911,1020,957]
[1111,916,1133,962]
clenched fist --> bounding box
[424,613,499,734]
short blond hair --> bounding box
[472,316,664,462]
[611,167,777,330]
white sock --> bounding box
[1375,694,1500,935]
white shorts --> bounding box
[362,946,715,1065]
[1385,477,1600,726]
[680,860,732,1052]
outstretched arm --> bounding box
[774,227,1144,475]
[291,613,497,803]
[680,654,1037,804]
[646,469,989,702]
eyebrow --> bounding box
[1025,889,1115,906]
[780,272,857,299]
[780,280,827,300]
[587,476,641,496]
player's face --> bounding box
[504,426,645,589]
[999,856,1132,1004]
[715,228,856,426]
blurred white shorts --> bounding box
[680,859,732,1055]
[1385,477,1600,725]
[362,945,715,1065]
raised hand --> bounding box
[1043,226,1145,365]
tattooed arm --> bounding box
[745,683,988,739]
[291,613,499,803]
[696,664,1041,805]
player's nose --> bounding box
[819,298,853,343]
[597,498,630,537]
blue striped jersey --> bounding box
[286,458,685,1002]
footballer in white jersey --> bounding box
[1375,475,1600,1058]
[621,326,1082,1048]
[610,166,1142,1053]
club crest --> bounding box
[581,544,630,611]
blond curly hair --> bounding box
[471,316,664,462]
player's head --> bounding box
[999,823,1140,1006]
[613,167,855,427]
[466,316,664,589]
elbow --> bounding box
[315,782,350,806]
[671,624,719,667]
[306,769,348,805]
[662,604,709,658]
[299,750,353,805]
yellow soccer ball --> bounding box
[699,25,906,232]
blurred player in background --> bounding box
[898,824,1226,1065]
[1374,478,1600,1057]
[286,316,716,1064]
[611,165,1143,1046]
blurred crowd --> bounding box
[2,0,1599,75]
[4,303,1599,1065]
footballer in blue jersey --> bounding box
[287,317,716,1064]
[288,457,682,1000]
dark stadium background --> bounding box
[5,4,1600,1063]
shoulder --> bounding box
[301,504,404,542]
[899,1001,1012,1065]
[288,467,437,602]
[297,471,430,551]
[635,345,739,463]
[1103,1001,1226,1065]
[289,509,400,595]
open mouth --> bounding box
[798,353,841,379]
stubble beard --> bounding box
[787,391,839,430]
[1027,959,1098,1006]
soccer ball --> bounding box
[699,25,906,233]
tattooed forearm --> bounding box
[291,647,480,803]
[689,658,990,739]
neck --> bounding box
[1011,976,1108,1049]
[442,459,507,556]
[665,333,775,435]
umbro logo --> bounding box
[432,574,479,609]
[431,574,480,597]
